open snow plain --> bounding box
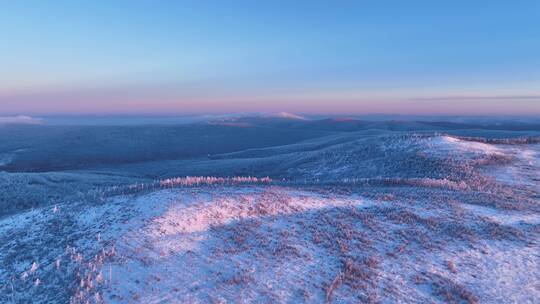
[0,117,539,303]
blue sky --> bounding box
[1,1,539,115]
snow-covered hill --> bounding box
[0,125,539,303]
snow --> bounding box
[96,185,539,303]
[462,203,540,226]
[0,153,13,166]
[1,129,539,303]
[437,240,538,303]
[101,188,379,303]
[430,135,504,157]
[488,144,540,187]
[273,112,307,120]
[0,115,43,125]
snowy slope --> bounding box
[95,184,538,303]
[0,130,539,303]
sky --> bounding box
[1,1,539,116]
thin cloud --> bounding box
[411,95,540,101]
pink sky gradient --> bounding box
[2,83,539,116]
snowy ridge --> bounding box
[0,115,43,125]
[270,112,307,120]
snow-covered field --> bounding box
[0,129,539,303]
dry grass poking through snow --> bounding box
[93,184,539,303]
